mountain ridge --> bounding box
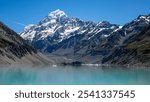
[21,10,150,66]
[21,10,120,53]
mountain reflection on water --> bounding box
[0,66,150,85]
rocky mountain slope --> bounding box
[0,21,53,66]
[102,25,150,66]
[21,9,150,66]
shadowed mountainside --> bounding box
[0,21,53,66]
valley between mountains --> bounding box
[0,9,150,67]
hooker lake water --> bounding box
[0,65,150,85]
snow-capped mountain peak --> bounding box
[48,9,67,19]
[21,9,122,53]
[21,9,84,42]
[39,9,68,25]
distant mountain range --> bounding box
[20,9,150,66]
[0,9,149,66]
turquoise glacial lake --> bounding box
[0,66,150,85]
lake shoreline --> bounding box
[0,63,150,69]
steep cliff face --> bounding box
[0,21,52,66]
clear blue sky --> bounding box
[0,0,150,32]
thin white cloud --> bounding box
[13,21,26,26]
[0,16,26,27]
